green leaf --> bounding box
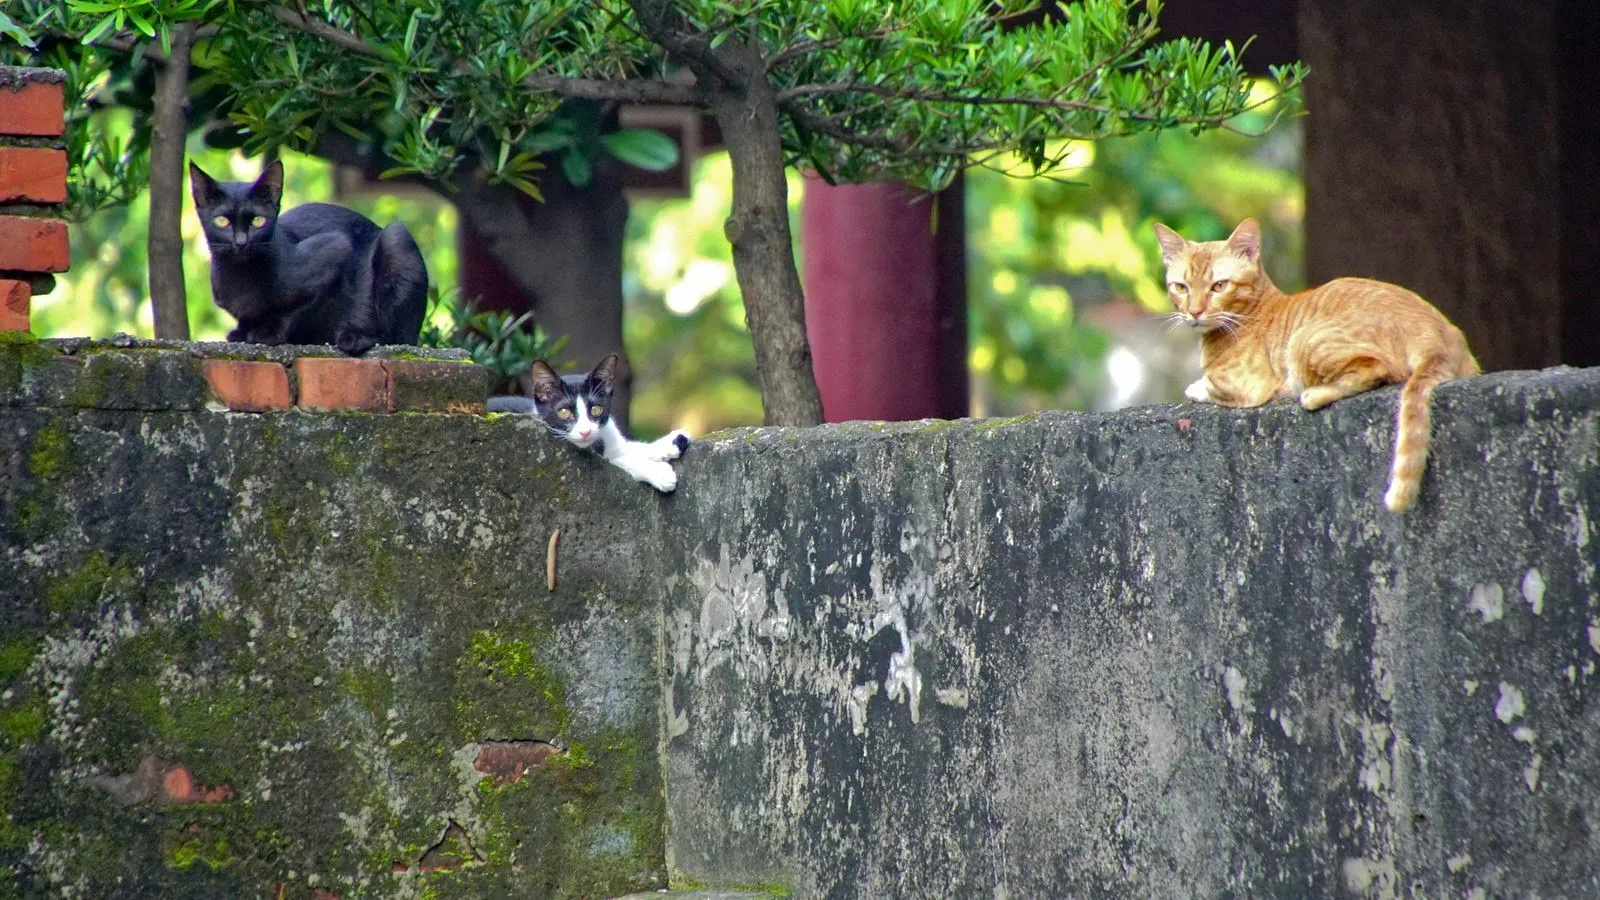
[79,14,117,45]
[599,128,679,171]
[0,9,38,47]
[559,148,591,187]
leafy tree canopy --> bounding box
[10,0,1300,200]
[4,0,1303,425]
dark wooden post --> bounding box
[1299,0,1598,370]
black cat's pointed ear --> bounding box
[530,360,565,406]
[251,159,284,206]
[189,162,219,208]
[1152,222,1188,265]
[588,354,619,395]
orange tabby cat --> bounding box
[1152,218,1480,512]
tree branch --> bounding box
[765,23,915,71]
[524,73,704,106]
[268,5,382,58]
[92,25,219,61]
[783,101,992,161]
[623,0,743,88]
[778,81,1112,113]
[268,4,705,107]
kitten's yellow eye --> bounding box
[556,409,573,420]
[589,405,603,418]
[251,215,267,228]
[212,215,229,228]
[1168,282,1187,294]
[1211,280,1229,292]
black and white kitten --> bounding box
[189,160,428,356]
[487,354,690,493]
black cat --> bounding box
[189,160,428,356]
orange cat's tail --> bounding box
[1384,355,1454,512]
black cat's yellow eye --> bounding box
[556,409,573,420]
[1211,280,1229,292]
[212,215,229,228]
[250,215,267,228]
[589,405,603,418]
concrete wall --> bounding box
[1,339,669,898]
[659,366,1599,898]
[4,336,1599,897]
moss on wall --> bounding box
[0,344,668,898]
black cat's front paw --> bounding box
[228,326,283,346]
[672,432,691,455]
[334,332,377,357]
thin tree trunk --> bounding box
[706,43,824,427]
[147,22,196,340]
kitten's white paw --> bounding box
[640,430,691,462]
[631,458,678,493]
[1184,378,1212,403]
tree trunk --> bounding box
[706,44,824,427]
[453,163,632,423]
[147,23,196,340]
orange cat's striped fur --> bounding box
[1153,218,1479,512]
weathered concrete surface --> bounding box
[1,386,672,896]
[660,367,1600,898]
[6,337,1600,898]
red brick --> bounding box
[202,360,292,412]
[473,741,562,786]
[0,80,65,137]
[0,147,67,203]
[295,357,391,412]
[0,216,69,272]
[0,279,27,332]
[158,763,236,805]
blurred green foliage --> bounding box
[966,81,1301,414]
[621,154,806,437]
[36,87,1300,431]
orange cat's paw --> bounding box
[1184,378,1212,403]
[1299,386,1340,410]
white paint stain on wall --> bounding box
[1468,584,1504,623]
[873,609,923,724]
[1521,569,1545,615]
[1222,666,1253,718]
[1494,683,1526,724]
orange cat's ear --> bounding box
[1227,219,1261,262]
[1152,223,1187,264]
